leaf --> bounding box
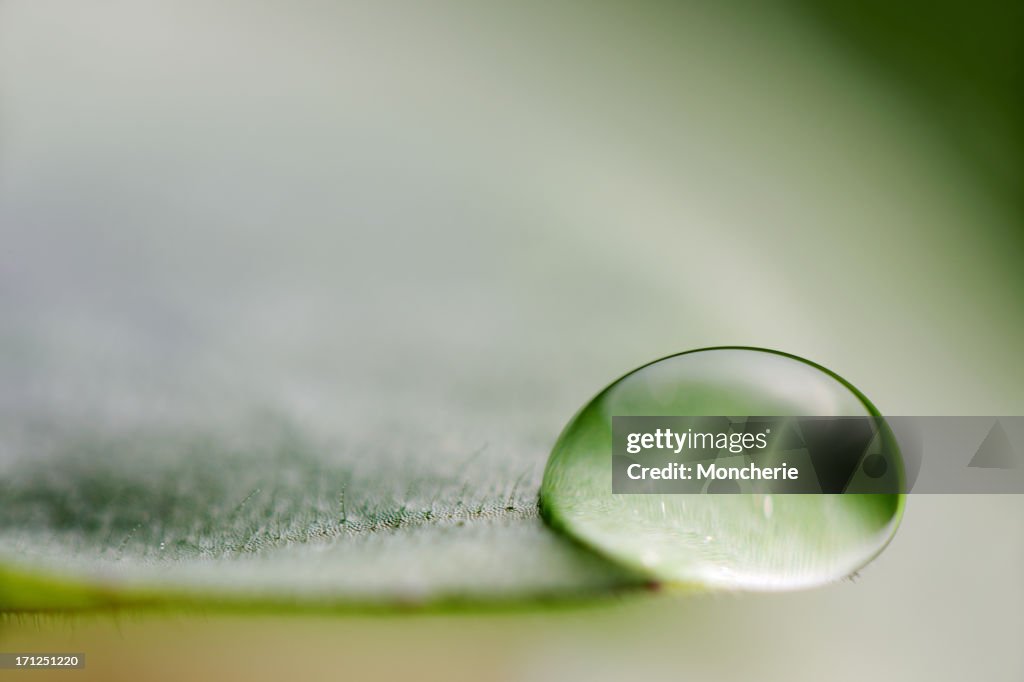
[0,416,643,610]
[0,0,1016,613]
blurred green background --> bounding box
[1,1,1021,680]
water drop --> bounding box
[540,347,904,591]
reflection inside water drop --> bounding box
[540,347,904,591]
